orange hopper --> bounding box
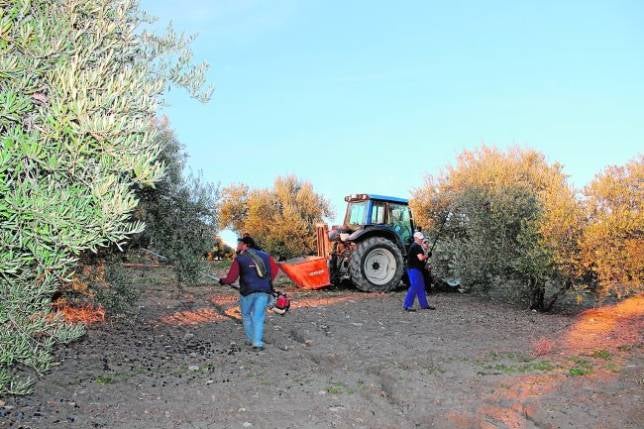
[278,256,331,290]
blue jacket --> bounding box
[236,249,272,296]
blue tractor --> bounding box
[326,194,415,292]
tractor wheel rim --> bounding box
[363,248,396,285]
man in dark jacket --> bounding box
[403,231,436,311]
[219,236,279,351]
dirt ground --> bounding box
[2,267,642,429]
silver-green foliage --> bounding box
[0,0,211,395]
[430,186,558,309]
[134,125,219,287]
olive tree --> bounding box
[411,147,584,310]
[132,122,219,288]
[0,0,211,394]
[581,156,643,298]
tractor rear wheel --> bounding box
[349,237,404,292]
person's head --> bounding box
[413,231,425,244]
[237,236,256,253]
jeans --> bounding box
[403,268,430,309]
[239,292,270,347]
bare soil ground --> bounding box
[2,267,642,429]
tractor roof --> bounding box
[344,194,409,204]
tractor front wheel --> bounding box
[349,237,404,292]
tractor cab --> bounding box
[343,194,415,250]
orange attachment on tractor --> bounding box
[278,256,331,290]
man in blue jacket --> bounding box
[219,236,279,351]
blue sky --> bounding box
[141,0,643,243]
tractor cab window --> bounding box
[388,204,412,243]
[345,201,367,225]
[370,201,386,224]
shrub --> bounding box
[94,257,139,315]
[219,176,333,259]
